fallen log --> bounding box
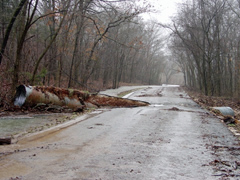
[0,137,11,145]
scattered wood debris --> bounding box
[185,87,240,133]
[169,107,180,111]
[137,93,162,97]
[0,137,11,145]
[223,116,236,125]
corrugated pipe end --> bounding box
[14,85,27,107]
[212,107,235,116]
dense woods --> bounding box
[3,0,240,109]
[0,0,170,107]
[169,0,240,97]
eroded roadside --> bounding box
[1,85,240,179]
[186,88,240,139]
[0,86,149,145]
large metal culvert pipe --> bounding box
[14,85,150,110]
[212,107,235,116]
[14,85,87,109]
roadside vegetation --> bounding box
[168,0,240,98]
[166,0,240,134]
[1,0,240,114]
[186,87,240,137]
[0,0,173,111]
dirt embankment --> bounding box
[186,88,240,136]
[14,85,149,112]
[1,85,149,117]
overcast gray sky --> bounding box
[141,0,182,23]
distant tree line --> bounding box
[0,0,167,104]
[169,0,240,97]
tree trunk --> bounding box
[0,0,27,65]
[11,1,28,96]
[31,3,69,85]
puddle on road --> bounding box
[0,114,73,137]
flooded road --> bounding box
[1,85,240,179]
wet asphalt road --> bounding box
[1,85,240,180]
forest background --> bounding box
[1,0,240,109]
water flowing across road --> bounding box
[1,85,240,179]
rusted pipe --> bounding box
[14,85,150,110]
[14,85,87,109]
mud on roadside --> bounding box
[185,87,240,138]
[0,86,149,145]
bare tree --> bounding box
[0,0,28,66]
[169,0,240,97]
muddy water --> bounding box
[0,114,73,137]
[0,85,149,138]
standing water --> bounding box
[0,114,72,137]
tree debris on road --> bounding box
[0,137,11,145]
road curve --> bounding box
[1,85,240,180]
